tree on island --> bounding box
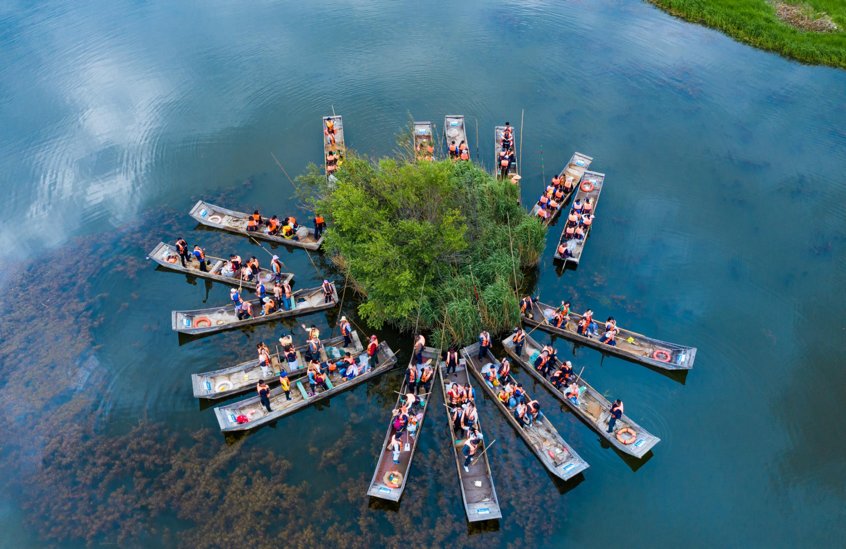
[297,151,545,345]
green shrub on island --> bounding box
[297,154,545,345]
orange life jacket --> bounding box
[460,150,469,160]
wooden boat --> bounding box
[502,332,660,458]
[521,300,697,370]
[553,169,605,265]
[172,284,339,335]
[189,200,323,251]
[529,152,593,227]
[413,121,435,161]
[148,241,294,290]
[493,125,518,179]
[366,346,437,501]
[191,333,362,399]
[444,115,469,160]
[323,115,346,178]
[437,350,501,522]
[462,343,589,481]
[214,341,397,432]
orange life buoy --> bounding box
[384,470,403,488]
[166,255,178,264]
[616,427,636,445]
[193,317,212,328]
[580,180,595,193]
[652,349,672,362]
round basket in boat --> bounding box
[446,126,461,139]
[207,214,222,224]
[215,381,232,393]
[383,470,403,488]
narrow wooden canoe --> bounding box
[214,342,397,432]
[529,152,593,227]
[172,284,339,335]
[148,241,294,290]
[191,332,363,399]
[444,115,469,160]
[462,342,589,480]
[413,121,435,161]
[366,346,438,501]
[502,332,660,458]
[553,169,605,265]
[189,200,323,251]
[323,115,346,178]
[437,350,501,522]
[522,300,697,370]
[493,125,518,179]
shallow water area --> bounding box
[0,0,845,547]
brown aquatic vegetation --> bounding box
[773,1,838,32]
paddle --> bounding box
[470,438,497,467]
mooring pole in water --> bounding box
[519,108,524,175]
[331,104,336,116]
[475,118,480,167]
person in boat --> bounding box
[261,297,276,316]
[461,430,481,472]
[230,254,242,275]
[448,140,457,158]
[498,383,514,406]
[175,238,189,267]
[192,245,208,272]
[512,383,526,406]
[537,206,550,222]
[342,356,359,380]
[557,241,573,259]
[534,349,552,377]
[566,381,581,406]
[445,346,459,376]
[608,399,624,433]
[450,402,464,438]
[251,210,263,226]
[418,360,434,394]
[405,363,418,395]
[280,223,295,239]
[333,351,355,377]
[583,197,594,214]
[322,279,335,304]
[552,308,567,329]
[600,319,618,346]
[550,366,568,390]
[413,334,425,365]
[255,279,267,301]
[257,343,272,378]
[389,432,402,464]
[478,330,492,359]
[367,335,380,368]
[574,198,585,215]
[446,381,462,407]
[512,327,526,357]
[237,299,253,321]
[306,360,321,395]
[270,255,284,283]
[326,150,338,175]
[284,344,299,373]
[278,367,292,400]
[520,295,537,318]
[392,407,409,436]
[581,213,594,230]
[304,331,322,363]
[583,309,596,337]
[462,383,475,405]
[513,401,530,427]
[282,280,294,310]
[246,216,258,232]
[562,175,575,195]
[230,288,241,306]
[527,399,542,426]
[257,381,272,413]
[267,215,281,236]
[461,402,478,437]
[324,118,336,145]
[481,362,497,389]
[314,214,326,239]
[574,225,585,240]
[459,147,469,161]
[499,148,511,178]
[498,356,513,385]
[339,316,353,347]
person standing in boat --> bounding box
[322,280,335,304]
[270,255,284,283]
[314,214,326,239]
[192,245,207,272]
[498,357,513,385]
[520,295,536,318]
[257,381,272,413]
[413,334,425,366]
[367,335,380,368]
[284,345,299,374]
[446,345,458,375]
[418,360,434,395]
[608,399,624,433]
[478,330,492,359]
[282,280,294,311]
[448,140,457,158]
[278,368,291,401]
[405,363,418,395]
[512,327,526,357]
[462,431,481,472]
[175,237,189,267]
[339,316,353,347]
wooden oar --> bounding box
[470,438,497,467]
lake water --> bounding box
[1,0,845,547]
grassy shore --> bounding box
[648,0,846,69]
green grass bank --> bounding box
[648,0,846,69]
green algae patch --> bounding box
[648,0,846,69]
[297,154,546,344]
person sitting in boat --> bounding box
[238,299,253,321]
[557,241,573,259]
[480,362,497,389]
[405,363,418,395]
[583,197,594,214]
[552,308,568,329]
[267,215,281,235]
[326,150,339,174]
[333,351,355,377]
[572,198,584,215]
[581,213,594,230]
[447,381,462,407]
[262,297,277,316]
[418,360,434,395]
[550,367,568,390]
[562,175,575,194]
[448,140,457,158]
[463,383,475,405]
[498,383,513,406]
[462,431,481,472]
[230,254,242,274]
[534,349,551,377]
[527,399,543,426]
[582,309,595,334]
[600,325,618,346]
[567,210,579,227]
[280,223,295,239]
[459,147,470,161]
[513,401,530,427]
[574,225,585,240]
[564,224,576,241]
[461,402,478,436]
[566,381,581,406]
[499,148,510,178]
[536,205,550,222]
[554,186,565,204]
[246,217,259,232]
[498,357,513,385]
[512,383,527,406]
[343,358,359,380]
[512,327,526,356]
[251,210,263,226]
[450,403,465,438]
[324,118,336,145]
